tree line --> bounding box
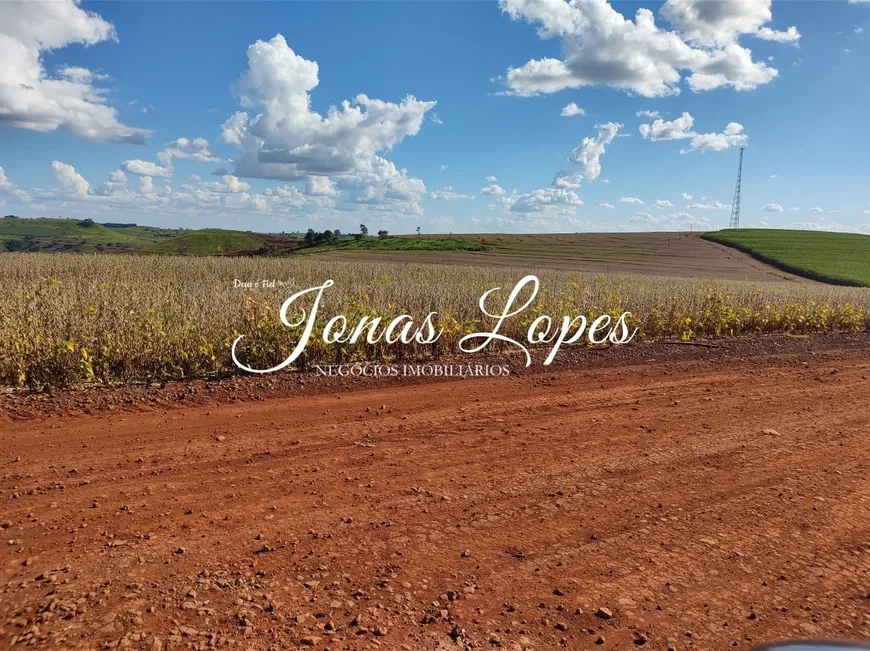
[302,224,389,246]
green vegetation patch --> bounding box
[149,229,265,255]
[703,229,870,287]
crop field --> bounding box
[703,228,870,287]
[1,252,868,389]
[317,232,806,282]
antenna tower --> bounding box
[729,147,744,229]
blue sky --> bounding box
[1,0,869,234]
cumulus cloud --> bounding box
[639,111,748,152]
[636,110,661,119]
[51,160,92,198]
[682,122,747,153]
[164,138,221,163]
[553,121,622,187]
[597,202,615,208]
[121,159,173,178]
[121,137,222,179]
[486,175,498,182]
[305,175,338,197]
[639,112,695,140]
[655,199,674,208]
[681,192,693,200]
[480,184,506,195]
[0,0,151,143]
[498,0,796,98]
[0,166,31,202]
[809,207,824,213]
[560,102,585,117]
[662,0,800,45]
[688,200,730,210]
[762,203,784,212]
[42,160,337,219]
[619,196,644,205]
[219,34,435,216]
[429,186,475,201]
[501,187,582,213]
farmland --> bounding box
[318,232,806,282]
[1,252,868,389]
[703,228,870,287]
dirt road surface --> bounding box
[2,346,870,650]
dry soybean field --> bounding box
[1,251,869,389]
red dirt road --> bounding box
[2,348,870,650]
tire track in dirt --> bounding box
[1,353,869,650]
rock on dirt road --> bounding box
[1,344,870,650]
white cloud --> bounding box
[655,199,674,208]
[755,26,801,43]
[560,102,585,117]
[220,34,435,216]
[636,110,661,119]
[41,161,338,220]
[0,0,151,143]
[639,112,695,140]
[0,166,31,202]
[662,0,799,44]
[688,200,731,210]
[864,209,870,215]
[121,159,173,178]
[480,184,506,195]
[639,111,748,152]
[681,192,693,200]
[440,164,449,171]
[429,186,475,201]
[486,175,498,182]
[164,137,221,163]
[809,207,824,213]
[553,121,622,187]
[619,196,644,205]
[501,187,582,213]
[856,27,865,34]
[682,122,747,153]
[51,160,92,198]
[121,137,222,179]
[762,203,784,212]
[788,206,800,212]
[305,175,338,197]
[597,202,615,208]
[430,113,443,125]
[498,0,795,98]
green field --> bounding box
[0,216,482,257]
[149,229,266,255]
[0,216,182,253]
[703,229,870,287]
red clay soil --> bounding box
[2,342,870,650]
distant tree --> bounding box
[378,229,389,239]
[359,224,368,237]
[323,229,334,243]
[77,218,95,228]
[304,229,316,246]
[416,226,421,236]
[333,229,341,239]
